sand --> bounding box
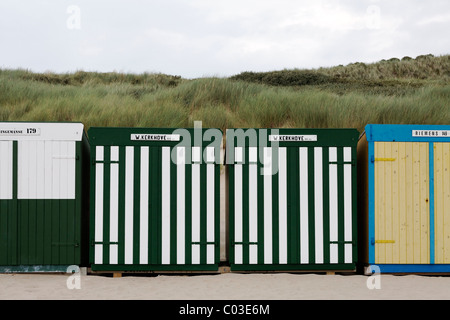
[1,272,450,300]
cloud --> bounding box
[416,13,450,26]
[0,0,448,78]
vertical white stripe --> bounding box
[177,147,186,265]
[17,141,28,198]
[59,142,68,199]
[67,142,76,199]
[278,147,287,264]
[234,148,243,264]
[110,146,119,162]
[206,146,215,163]
[110,146,120,264]
[192,146,201,163]
[235,147,243,163]
[0,142,12,199]
[28,141,37,199]
[96,146,104,161]
[234,245,243,265]
[7,141,12,199]
[110,162,119,265]
[249,147,257,163]
[249,157,258,264]
[343,147,352,162]
[161,147,171,265]
[344,162,353,264]
[35,141,45,199]
[263,147,272,264]
[44,142,52,199]
[192,245,200,265]
[95,162,104,264]
[124,146,134,265]
[207,160,215,264]
[314,147,324,264]
[344,146,352,266]
[207,245,215,265]
[140,147,149,265]
[52,141,60,199]
[192,159,200,264]
[299,147,309,264]
[329,148,338,263]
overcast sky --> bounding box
[0,0,449,78]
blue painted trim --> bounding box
[429,143,435,264]
[365,124,450,142]
[368,264,450,273]
[368,141,375,264]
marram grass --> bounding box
[0,54,449,134]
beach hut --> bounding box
[358,124,450,273]
[226,128,359,272]
[0,122,90,272]
[88,127,222,273]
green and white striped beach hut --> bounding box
[226,128,359,272]
[89,127,222,272]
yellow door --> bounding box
[434,143,450,264]
[374,142,430,264]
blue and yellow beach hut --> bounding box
[358,124,450,273]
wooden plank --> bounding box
[398,142,407,264]
[391,142,400,264]
[405,142,413,264]
[412,142,421,264]
[374,142,385,263]
[444,143,450,263]
[385,142,393,263]
[435,143,450,263]
[434,143,443,263]
[419,143,429,264]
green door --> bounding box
[0,138,85,270]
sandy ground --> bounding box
[1,272,450,300]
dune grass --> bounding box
[0,54,449,134]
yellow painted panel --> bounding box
[374,142,430,264]
[391,142,400,262]
[384,142,393,262]
[434,143,450,263]
[374,142,384,263]
[398,142,407,263]
[419,142,430,264]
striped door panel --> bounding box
[230,146,356,268]
[92,145,219,268]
